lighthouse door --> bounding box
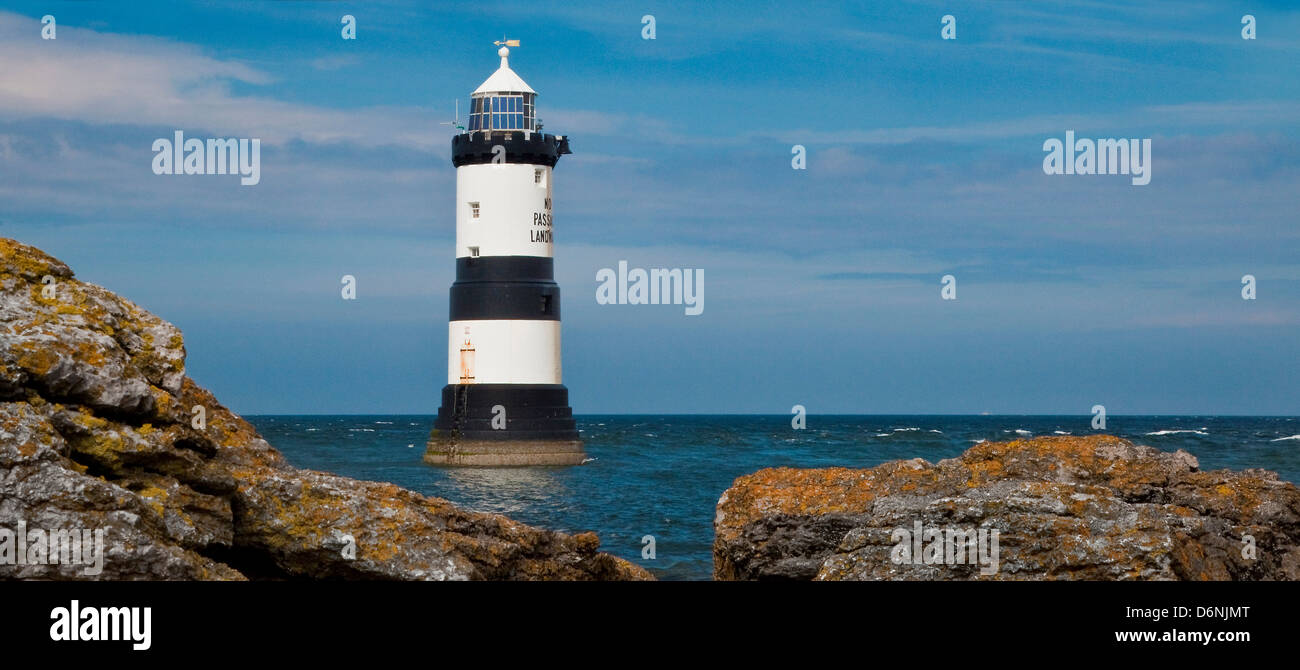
[458,332,476,383]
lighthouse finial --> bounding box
[494,37,519,63]
[495,37,520,56]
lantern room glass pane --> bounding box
[464,94,540,131]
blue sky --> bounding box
[1,1,1297,414]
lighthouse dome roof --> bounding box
[473,47,535,95]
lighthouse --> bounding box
[426,41,583,466]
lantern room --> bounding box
[466,46,538,132]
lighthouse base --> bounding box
[426,384,584,467]
[424,437,585,466]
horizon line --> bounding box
[239,412,1300,418]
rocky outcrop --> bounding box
[714,435,1300,580]
[0,238,651,580]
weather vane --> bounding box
[493,37,520,47]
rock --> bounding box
[0,238,650,581]
[714,435,1300,580]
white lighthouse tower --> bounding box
[426,41,583,466]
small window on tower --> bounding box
[540,294,552,314]
[470,202,480,218]
[469,246,480,258]
[534,168,545,186]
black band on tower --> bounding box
[449,281,560,320]
[451,132,571,168]
[456,256,554,282]
[433,384,579,441]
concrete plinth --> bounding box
[424,433,586,466]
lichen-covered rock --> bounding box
[1,401,242,580]
[0,238,650,581]
[714,435,1300,581]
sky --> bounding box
[1,0,1297,415]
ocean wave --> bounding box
[893,427,920,432]
[1145,430,1208,436]
[971,439,987,444]
[1271,435,1300,442]
[1053,431,1071,435]
[874,433,891,437]
[374,421,393,424]
[348,428,376,432]
[1015,429,1032,435]
[929,429,943,434]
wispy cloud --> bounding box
[308,54,362,71]
[0,11,433,149]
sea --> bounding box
[246,415,1300,581]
